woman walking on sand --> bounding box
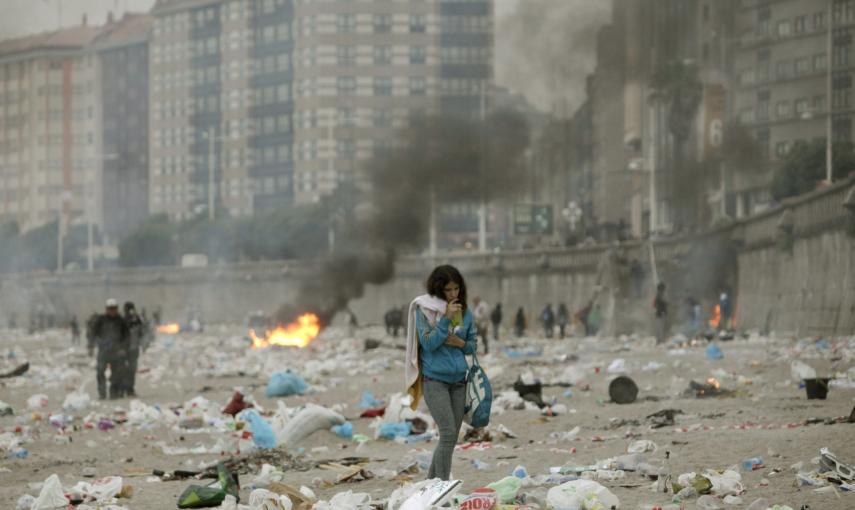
[404,265,477,481]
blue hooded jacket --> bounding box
[415,307,477,383]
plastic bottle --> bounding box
[745,498,769,510]
[741,457,764,471]
[672,487,698,502]
[512,465,528,478]
[697,495,724,510]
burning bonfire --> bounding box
[249,313,321,349]
[708,304,721,328]
[686,377,735,398]
[157,322,181,334]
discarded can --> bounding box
[741,457,764,471]
[460,488,498,510]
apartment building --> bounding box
[0,24,103,233]
[732,0,837,217]
[149,0,491,218]
[93,13,153,239]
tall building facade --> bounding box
[94,14,153,240]
[0,25,104,233]
[586,0,738,238]
[149,0,492,218]
[731,0,837,217]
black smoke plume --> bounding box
[275,111,530,326]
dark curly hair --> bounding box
[426,265,468,311]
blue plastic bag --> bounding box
[332,421,354,439]
[378,422,411,440]
[241,409,276,449]
[359,391,383,409]
[706,343,724,360]
[265,370,307,398]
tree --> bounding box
[118,214,175,267]
[771,140,855,201]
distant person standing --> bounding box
[540,304,555,338]
[514,307,526,338]
[490,303,503,342]
[69,316,80,345]
[123,302,144,397]
[472,296,490,354]
[719,291,732,331]
[575,301,593,336]
[89,299,130,400]
[653,282,668,344]
[557,303,570,339]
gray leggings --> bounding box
[423,378,466,480]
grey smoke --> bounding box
[279,111,531,327]
[495,0,611,112]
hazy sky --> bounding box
[0,0,608,114]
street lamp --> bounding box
[86,153,118,272]
[201,128,228,221]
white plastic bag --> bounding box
[790,361,817,381]
[27,394,49,410]
[546,479,620,510]
[68,476,123,501]
[627,440,658,453]
[277,404,345,447]
[390,480,461,510]
[31,474,68,510]
[607,359,627,374]
[127,400,164,425]
[314,491,371,510]
[249,488,293,510]
[62,390,91,412]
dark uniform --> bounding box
[89,312,130,399]
[123,303,144,397]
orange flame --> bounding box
[157,322,180,334]
[706,377,721,390]
[250,313,320,349]
[708,304,721,328]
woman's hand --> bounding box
[445,334,466,348]
[445,299,462,320]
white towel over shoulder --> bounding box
[405,294,447,408]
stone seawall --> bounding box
[2,177,853,337]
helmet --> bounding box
[105,298,119,308]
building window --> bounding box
[775,100,791,119]
[775,141,791,158]
[739,108,755,124]
[337,46,357,66]
[757,90,770,121]
[740,69,755,85]
[373,14,392,33]
[813,94,827,112]
[756,128,771,159]
[776,60,792,80]
[373,77,393,96]
[794,57,810,75]
[814,12,826,30]
[795,15,807,33]
[337,76,357,96]
[795,98,810,117]
[833,74,852,109]
[374,46,392,65]
[337,14,356,34]
[338,107,355,127]
[373,108,392,127]
[777,20,791,37]
[834,32,853,68]
[410,14,426,33]
[814,53,827,72]
[409,77,426,96]
[410,46,426,65]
